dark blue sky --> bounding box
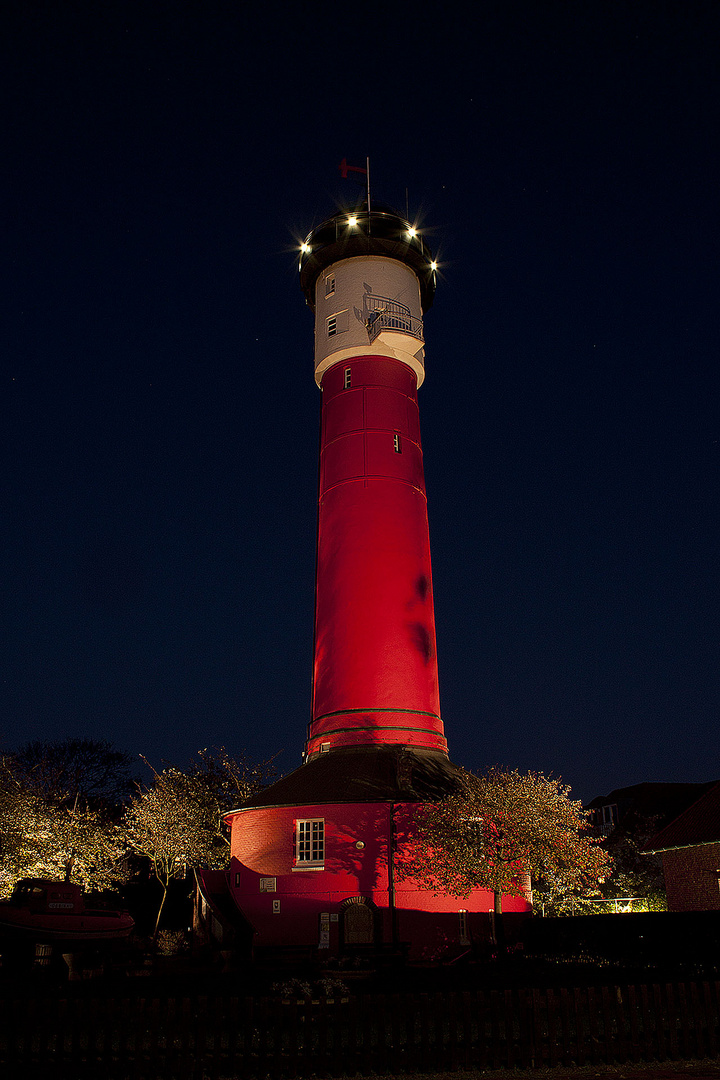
[2,1,719,801]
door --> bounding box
[343,901,374,945]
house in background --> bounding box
[644,782,720,911]
[585,782,717,909]
[586,782,716,839]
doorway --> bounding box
[341,898,375,946]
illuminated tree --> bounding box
[125,747,273,936]
[0,749,127,895]
[400,766,611,923]
[0,760,38,894]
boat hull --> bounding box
[0,910,134,943]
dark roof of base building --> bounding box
[645,782,720,853]
[235,746,465,812]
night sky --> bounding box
[2,2,719,802]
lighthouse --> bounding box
[203,202,531,960]
[304,208,445,759]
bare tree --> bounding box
[12,737,136,808]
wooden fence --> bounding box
[2,980,720,1078]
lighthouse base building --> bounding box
[198,747,530,961]
[196,203,531,961]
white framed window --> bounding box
[393,433,402,453]
[326,311,348,337]
[295,819,325,865]
[344,367,352,389]
[325,273,335,296]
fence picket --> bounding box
[85,996,101,1069]
[705,982,717,1057]
[600,986,612,1062]
[33,992,52,1065]
[627,984,641,1062]
[587,986,600,1063]
[242,995,255,1079]
[53,998,68,1068]
[517,987,534,1068]
[690,982,705,1059]
[361,988,374,1074]
[180,996,194,1080]
[461,989,473,1070]
[654,983,667,1059]
[347,992,361,1074]
[504,988,515,1069]
[678,982,692,1060]
[612,986,628,1062]
[475,989,489,1070]
[559,986,572,1065]
[436,990,449,1071]
[573,986,587,1065]
[387,991,402,1074]
[640,983,653,1059]
[545,987,557,1067]
[68,995,85,1074]
[489,989,503,1069]
[666,983,679,1059]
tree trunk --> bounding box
[153,882,169,942]
[493,890,507,952]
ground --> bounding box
[359,1066,720,1080]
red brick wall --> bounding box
[662,843,720,911]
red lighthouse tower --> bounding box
[305,210,445,760]
[211,204,530,960]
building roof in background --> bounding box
[645,783,720,853]
[587,781,717,821]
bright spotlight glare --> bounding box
[300,242,311,253]
[407,227,417,238]
[347,216,358,227]
[430,261,438,271]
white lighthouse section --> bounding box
[313,256,426,387]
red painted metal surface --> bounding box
[308,356,446,757]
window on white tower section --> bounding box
[327,315,337,336]
[325,273,335,296]
[296,819,325,865]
